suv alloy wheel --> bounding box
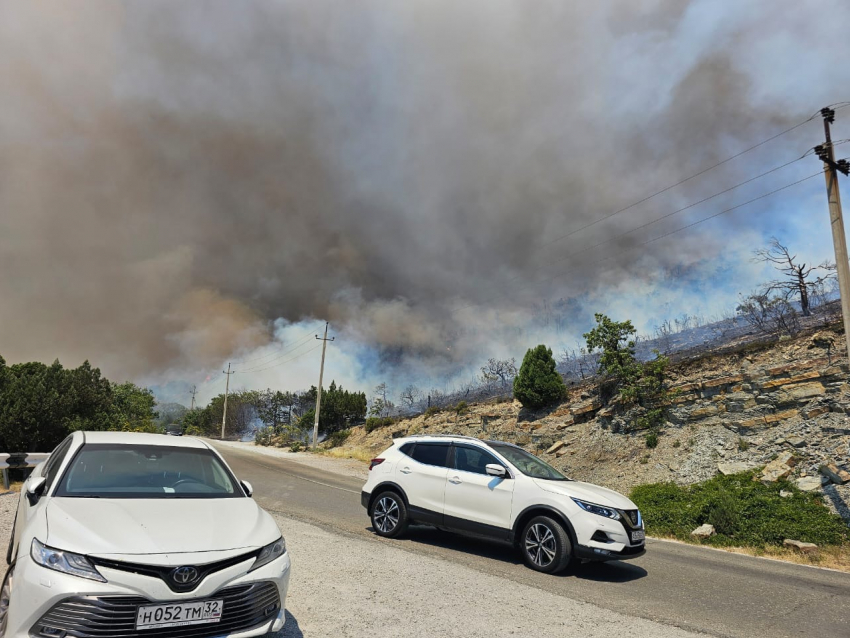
[370,491,409,538]
[521,516,572,574]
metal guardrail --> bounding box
[0,453,50,490]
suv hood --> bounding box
[46,497,280,556]
[533,479,637,510]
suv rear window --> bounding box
[410,443,450,468]
[399,443,415,457]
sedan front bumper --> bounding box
[6,552,290,638]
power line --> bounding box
[536,114,823,254]
[235,334,317,373]
[230,329,315,366]
[239,343,323,374]
[454,151,820,314]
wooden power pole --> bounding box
[816,107,850,359]
[312,322,334,448]
[221,363,235,439]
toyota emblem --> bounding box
[171,566,200,585]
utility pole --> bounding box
[221,363,235,439]
[190,385,197,411]
[312,322,335,448]
[816,107,850,359]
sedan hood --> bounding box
[46,497,280,556]
[533,479,637,510]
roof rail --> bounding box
[405,434,483,441]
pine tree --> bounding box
[513,345,566,409]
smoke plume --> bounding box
[1,1,848,398]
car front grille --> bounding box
[31,581,280,638]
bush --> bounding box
[513,345,567,409]
[631,471,849,547]
[645,431,658,448]
[327,429,351,448]
[424,406,440,418]
[254,427,275,447]
[452,401,468,417]
[289,441,303,452]
[364,416,394,433]
[708,490,740,536]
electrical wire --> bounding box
[452,151,820,314]
[230,329,315,366]
[239,343,323,374]
[235,336,318,373]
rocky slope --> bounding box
[335,326,850,524]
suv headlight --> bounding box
[249,537,286,572]
[31,538,106,582]
[571,498,621,521]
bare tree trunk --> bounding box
[797,266,810,316]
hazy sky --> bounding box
[1,1,849,403]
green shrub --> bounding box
[707,490,741,536]
[289,441,303,452]
[738,438,750,452]
[672,439,681,448]
[364,416,394,433]
[424,406,440,418]
[645,431,658,448]
[327,429,351,448]
[631,471,849,547]
[452,401,468,417]
[513,345,567,409]
[254,427,275,447]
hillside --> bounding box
[332,325,850,524]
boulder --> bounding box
[821,463,850,485]
[779,490,793,498]
[795,476,823,492]
[760,451,796,483]
[785,435,807,448]
[546,441,566,455]
[802,405,829,420]
[556,415,575,430]
[691,524,715,539]
[783,539,818,555]
[717,462,752,475]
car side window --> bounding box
[43,437,74,491]
[454,445,504,475]
[399,443,415,457]
[410,443,450,468]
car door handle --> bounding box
[448,476,462,484]
[400,467,412,474]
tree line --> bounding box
[0,355,158,452]
[182,382,367,440]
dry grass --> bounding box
[653,535,850,572]
[318,447,374,464]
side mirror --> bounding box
[26,477,47,505]
[485,464,507,478]
[240,480,253,497]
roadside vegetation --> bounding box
[631,471,849,548]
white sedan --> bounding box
[1,431,290,638]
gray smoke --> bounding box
[1,0,848,384]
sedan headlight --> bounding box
[249,537,286,572]
[31,538,106,582]
[571,498,621,521]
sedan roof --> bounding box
[78,431,209,449]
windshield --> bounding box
[490,444,570,481]
[55,444,241,498]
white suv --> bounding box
[361,435,645,573]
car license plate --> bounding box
[136,599,223,630]
[631,530,645,543]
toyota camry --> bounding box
[2,431,290,638]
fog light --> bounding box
[593,548,611,556]
[39,626,66,638]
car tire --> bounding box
[370,491,408,538]
[0,566,13,638]
[520,515,572,574]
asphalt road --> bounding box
[214,444,850,638]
